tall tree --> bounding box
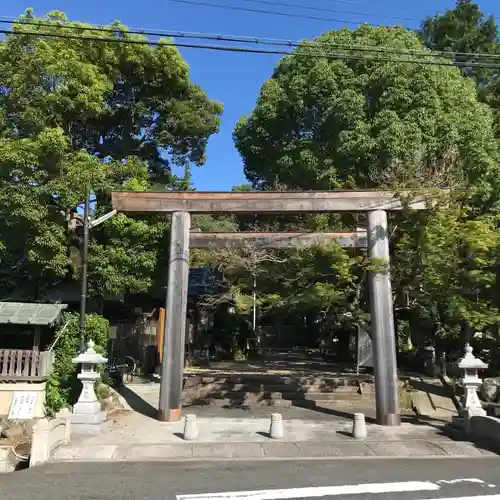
[421,1,500,136]
[234,25,499,196]
[0,10,223,299]
[233,24,500,345]
[421,0,498,55]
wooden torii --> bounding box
[112,190,428,426]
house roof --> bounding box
[0,302,68,326]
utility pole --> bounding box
[78,185,117,353]
[79,186,90,353]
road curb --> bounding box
[50,438,497,463]
[48,454,500,465]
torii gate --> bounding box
[112,190,428,426]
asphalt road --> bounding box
[1,458,500,500]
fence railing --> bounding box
[0,349,54,381]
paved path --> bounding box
[50,409,492,461]
[2,458,500,500]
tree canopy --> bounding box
[3,5,500,366]
[234,25,500,197]
[0,10,222,300]
[231,20,500,354]
[422,0,500,139]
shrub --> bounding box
[44,312,109,417]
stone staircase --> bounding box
[182,374,376,409]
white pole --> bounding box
[89,209,117,228]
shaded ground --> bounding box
[117,382,382,420]
[185,349,362,376]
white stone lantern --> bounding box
[71,340,109,434]
[458,343,487,417]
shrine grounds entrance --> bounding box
[112,190,428,426]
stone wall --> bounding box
[30,409,71,467]
[467,414,500,453]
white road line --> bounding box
[177,481,440,500]
[438,480,488,485]
[418,497,500,500]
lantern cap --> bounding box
[458,343,488,370]
[72,339,108,365]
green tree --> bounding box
[234,25,500,199]
[233,24,500,350]
[421,1,500,137]
[0,10,222,299]
[421,0,498,56]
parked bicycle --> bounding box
[105,352,137,387]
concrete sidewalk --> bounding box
[57,412,456,445]
[47,379,493,464]
[48,410,496,462]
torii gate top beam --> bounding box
[111,190,428,214]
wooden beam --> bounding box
[112,190,430,214]
[189,232,367,249]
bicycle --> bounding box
[105,352,137,387]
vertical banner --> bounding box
[157,307,165,363]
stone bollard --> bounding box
[183,414,199,441]
[352,413,367,439]
[269,413,284,439]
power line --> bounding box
[168,0,388,27]
[168,0,498,30]
[230,0,416,23]
[3,17,500,62]
[313,0,448,15]
[3,27,500,69]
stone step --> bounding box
[182,391,373,405]
[184,390,370,400]
[301,392,374,401]
[183,398,295,408]
[183,396,373,408]
[184,384,362,395]
[184,375,371,388]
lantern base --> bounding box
[73,401,101,414]
[72,410,110,435]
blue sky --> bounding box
[2,1,500,190]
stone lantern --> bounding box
[71,340,109,434]
[457,343,487,418]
